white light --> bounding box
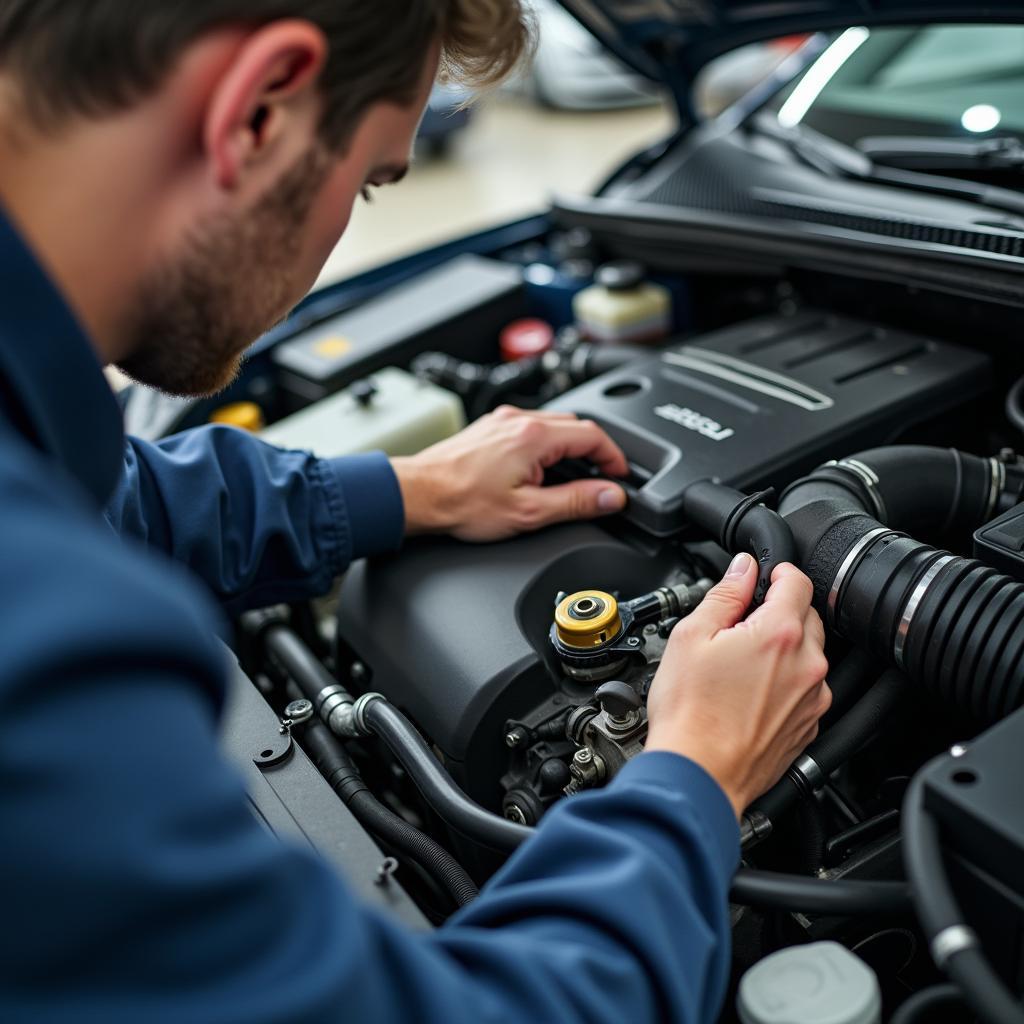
[961,104,1001,133]
[778,27,871,128]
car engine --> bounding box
[222,238,1024,1021]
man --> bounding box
[0,2,831,1022]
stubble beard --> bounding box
[116,146,330,398]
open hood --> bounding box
[558,1,1024,106]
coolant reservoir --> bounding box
[259,367,465,458]
[572,261,671,345]
[738,942,881,1024]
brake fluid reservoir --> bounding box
[572,261,671,345]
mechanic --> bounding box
[0,3,831,1022]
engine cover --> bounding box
[545,310,990,535]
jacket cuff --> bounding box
[319,452,405,565]
[611,751,740,886]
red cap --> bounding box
[500,318,555,362]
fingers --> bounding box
[515,479,627,529]
[511,414,629,478]
[681,552,758,639]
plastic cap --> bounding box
[596,260,645,292]
[209,401,265,432]
[738,942,881,1024]
[500,318,555,362]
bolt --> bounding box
[505,730,523,749]
[374,856,399,886]
[626,636,641,648]
[504,803,528,824]
[284,698,314,723]
[643,623,658,636]
[573,747,594,766]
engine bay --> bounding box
[220,221,1024,1021]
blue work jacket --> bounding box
[0,209,739,1023]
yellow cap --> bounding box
[554,590,622,649]
[210,401,265,433]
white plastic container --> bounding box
[260,367,465,458]
[573,261,671,345]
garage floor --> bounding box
[315,95,673,288]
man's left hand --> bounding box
[390,405,629,542]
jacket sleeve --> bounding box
[6,449,739,1024]
[105,425,405,614]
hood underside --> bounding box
[557,1,1024,95]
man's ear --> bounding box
[203,19,328,191]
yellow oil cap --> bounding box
[554,590,622,649]
[210,401,265,432]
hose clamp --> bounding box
[318,684,361,738]
[352,692,386,736]
[793,753,826,792]
[834,458,887,522]
[985,457,1005,522]
[827,527,895,628]
[930,924,978,968]
[894,554,956,670]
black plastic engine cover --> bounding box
[545,310,990,535]
[336,523,672,807]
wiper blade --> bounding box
[750,114,1024,220]
[857,135,1024,172]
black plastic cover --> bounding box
[975,502,1024,582]
[545,311,990,536]
[923,708,1024,983]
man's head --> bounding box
[0,1,531,395]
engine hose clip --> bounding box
[827,527,898,628]
[893,554,956,670]
[930,925,979,968]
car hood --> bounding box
[557,1,1024,100]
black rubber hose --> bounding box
[902,770,1024,1024]
[682,480,796,606]
[257,621,906,917]
[821,647,878,728]
[779,446,1005,540]
[729,871,911,915]
[301,720,479,908]
[751,669,908,825]
[889,984,964,1024]
[778,448,1024,726]
[361,697,533,853]
[796,797,826,874]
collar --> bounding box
[0,208,124,507]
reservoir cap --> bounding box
[738,942,881,1024]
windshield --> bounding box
[768,25,1024,145]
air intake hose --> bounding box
[779,446,1024,724]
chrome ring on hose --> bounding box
[827,527,896,628]
[984,457,1005,523]
[893,554,956,670]
[930,924,979,968]
[835,458,887,522]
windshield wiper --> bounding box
[857,135,1024,173]
[750,114,1024,220]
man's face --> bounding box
[116,57,434,398]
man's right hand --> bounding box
[645,553,831,819]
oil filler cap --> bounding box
[554,590,622,649]
[738,941,881,1024]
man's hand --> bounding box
[390,406,628,542]
[645,554,831,819]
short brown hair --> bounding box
[0,0,533,146]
